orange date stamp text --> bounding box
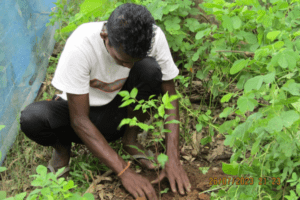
[209,177,281,185]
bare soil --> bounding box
[80,137,232,200]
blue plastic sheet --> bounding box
[0,0,60,166]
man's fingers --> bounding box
[182,173,191,193]
[151,171,165,184]
[143,183,157,200]
[129,188,138,199]
[136,188,145,199]
[169,177,177,193]
[176,177,185,195]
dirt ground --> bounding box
[75,136,233,200]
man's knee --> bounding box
[135,57,162,82]
[20,102,48,132]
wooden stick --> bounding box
[84,169,113,195]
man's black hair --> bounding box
[106,3,156,59]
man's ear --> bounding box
[100,32,108,40]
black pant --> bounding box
[20,57,162,146]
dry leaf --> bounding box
[182,155,192,161]
[185,145,193,150]
[192,149,198,156]
[23,183,31,191]
[136,168,142,173]
[84,173,89,182]
[99,190,104,200]
[96,184,105,191]
[207,142,224,162]
[136,197,146,200]
[212,167,219,171]
[181,146,185,153]
[106,193,113,200]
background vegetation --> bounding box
[1,0,300,199]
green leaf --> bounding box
[36,165,47,176]
[222,162,238,175]
[237,96,258,113]
[41,187,50,196]
[0,125,5,131]
[160,188,169,194]
[130,88,138,99]
[162,129,172,133]
[266,116,283,133]
[262,15,273,28]
[199,167,209,174]
[251,139,260,155]
[241,31,257,44]
[200,136,212,145]
[222,15,233,32]
[285,190,297,199]
[0,191,6,199]
[14,192,27,200]
[149,95,156,100]
[127,145,145,154]
[263,72,275,84]
[165,102,175,110]
[133,104,142,111]
[118,118,131,129]
[267,31,281,42]
[195,30,205,40]
[118,91,129,97]
[280,111,300,128]
[206,110,211,116]
[169,94,180,102]
[158,105,165,117]
[231,16,242,29]
[282,82,300,96]
[219,107,233,118]
[292,172,298,180]
[119,99,135,108]
[162,92,169,105]
[296,184,300,196]
[164,17,181,33]
[277,50,297,70]
[203,3,223,8]
[278,54,288,68]
[221,93,233,103]
[157,154,168,168]
[165,119,180,124]
[230,59,249,75]
[129,117,137,127]
[196,123,202,132]
[137,123,149,132]
[273,41,284,49]
[244,75,264,93]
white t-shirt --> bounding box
[51,21,179,106]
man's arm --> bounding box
[67,93,128,174]
[155,80,191,195]
[161,80,180,160]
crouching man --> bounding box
[20,3,191,199]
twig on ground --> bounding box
[84,169,113,195]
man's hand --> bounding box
[120,168,158,200]
[151,158,191,195]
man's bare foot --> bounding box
[48,143,71,178]
[123,142,157,170]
